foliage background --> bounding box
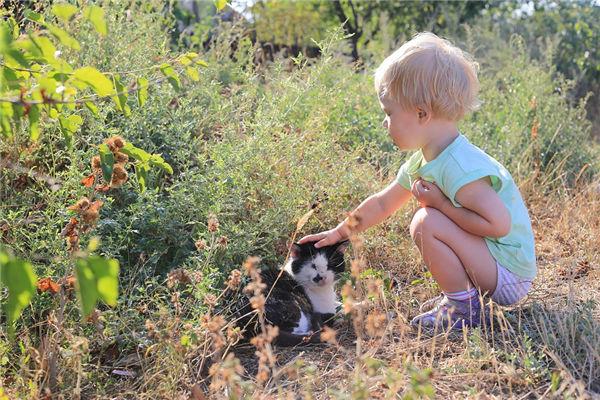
[1,0,599,398]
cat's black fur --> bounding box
[228,240,349,346]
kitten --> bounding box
[230,240,349,346]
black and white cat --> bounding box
[231,240,349,346]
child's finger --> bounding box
[411,180,420,198]
[298,233,325,244]
[314,238,330,248]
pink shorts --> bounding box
[490,261,533,306]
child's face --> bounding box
[379,96,428,150]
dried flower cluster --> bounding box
[194,239,208,251]
[207,214,219,232]
[250,324,279,385]
[242,256,266,314]
[62,136,132,254]
[202,314,227,353]
[87,135,129,191]
[226,269,242,290]
[208,353,245,396]
[67,197,104,227]
[167,268,193,288]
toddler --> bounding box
[299,32,536,330]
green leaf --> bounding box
[0,249,37,338]
[135,162,149,192]
[0,102,14,137]
[83,6,107,36]
[149,154,173,174]
[27,34,58,65]
[0,67,19,91]
[52,4,78,22]
[84,101,99,117]
[185,66,199,82]
[73,66,114,97]
[58,114,82,149]
[215,0,228,11]
[5,48,30,68]
[120,142,150,163]
[0,21,13,52]
[159,63,181,92]
[28,104,40,141]
[24,10,45,24]
[180,335,191,346]
[75,256,119,318]
[47,24,80,50]
[58,114,82,133]
[111,75,131,116]
[136,77,148,107]
[98,143,114,182]
[178,53,208,67]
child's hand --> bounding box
[298,228,345,249]
[411,178,449,210]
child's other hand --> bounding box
[411,178,448,210]
[298,228,344,249]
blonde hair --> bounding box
[374,32,480,121]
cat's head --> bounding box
[286,240,349,289]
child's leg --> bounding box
[409,207,500,329]
[409,206,498,295]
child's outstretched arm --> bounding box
[412,178,511,238]
[299,181,412,248]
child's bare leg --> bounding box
[409,207,498,295]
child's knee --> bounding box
[409,207,442,241]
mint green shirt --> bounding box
[397,134,536,279]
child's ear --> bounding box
[334,240,350,254]
[416,107,431,123]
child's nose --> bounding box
[382,118,388,129]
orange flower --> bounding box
[37,277,60,294]
[81,174,95,188]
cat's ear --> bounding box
[334,240,350,254]
[290,243,302,259]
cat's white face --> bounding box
[284,242,347,290]
[292,252,336,289]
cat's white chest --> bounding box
[305,285,338,314]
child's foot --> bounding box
[419,294,445,313]
[411,295,481,331]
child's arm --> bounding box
[412,178,511,238]
[299,181,412,248]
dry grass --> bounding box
[180,181,599,399]
[2,182,598,399]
